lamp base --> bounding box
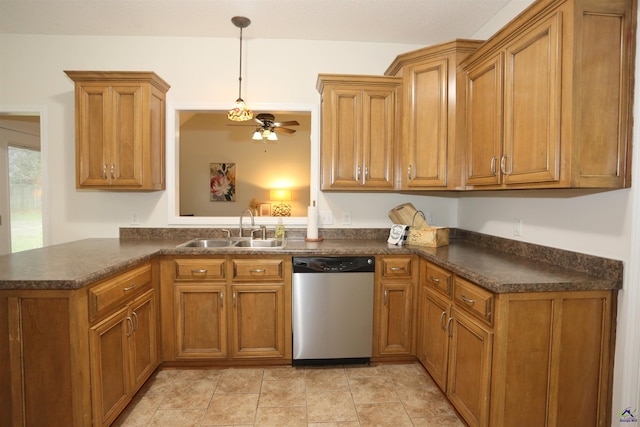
[305,237,324,242]
[272,203,291,217]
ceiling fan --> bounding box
[229,112,300,141]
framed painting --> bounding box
[259,203,271,216]
[210,162,236,201]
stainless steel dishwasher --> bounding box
[292,256,375,365]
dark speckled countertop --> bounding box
[0,228,623,293]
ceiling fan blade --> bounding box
[273,120,299,127]
[274,127,296,134]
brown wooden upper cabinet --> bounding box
[317,74,401,191]
[461,0,635,189]
[385,40,484,190]
[65,71,170,191]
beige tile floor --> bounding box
[114,362,466,427]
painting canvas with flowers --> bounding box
[210,163,236,201]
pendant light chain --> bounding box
[227,16,253,122]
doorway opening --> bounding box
[0,114,44,254]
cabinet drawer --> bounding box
[381,257,415,279]
[425,262,452,298]
[174,259,226,281]
[232,259,284,281]
[453,277,494,325]
[89,263,152,320]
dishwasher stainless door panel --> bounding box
[292,271,374,360]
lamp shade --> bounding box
[270,189,292,201]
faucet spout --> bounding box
[239,209,255,237]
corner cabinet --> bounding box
[417,259,616,427]
[64,71,170,191]
[159,255,292,364]
[385,40,484,190]
[461,0,635,189]
[317,74,401,191]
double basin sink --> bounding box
[177,237,286,250]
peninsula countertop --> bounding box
[0,232,623,293]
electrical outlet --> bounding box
[320,210,333,225]
[342,211,352,225]
[514,218,523,236]
[130,212,140,225]
[426,211,436,224]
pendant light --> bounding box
[227,16,253,122]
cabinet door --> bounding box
[110,84,144,187]
[377,282,413,355]
[76,84,111,187]
[231,284,286,358]
[502,12,561,186]
[418,287,450,391]
[90,306,131,427]
[129,290,158,391]
[174,284,227,358]
[361,87,397,189]
[402,59,448,188]
[465,52,503,187]
[448,307,493,427]
[321,87,362,189]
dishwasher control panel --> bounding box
[292,256,375,273]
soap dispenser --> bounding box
[275,217,285,241]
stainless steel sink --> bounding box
[177,238,286,249]
[233,238,286,248]
[177,239,235,248]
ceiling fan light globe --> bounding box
[267,131,278,141]
[252,130,263,140]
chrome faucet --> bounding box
[239,209,255,237]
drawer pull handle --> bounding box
[384,290,388,305]
[460,294,476,304]
[390,267,405,271]
[233,291,237,307]
[446,317,453,337]
[191,269,208,274]
[249,269,266,273]
[131,311,139,332]
[123,283,136,291]
[440,310,447,330]
[126,316,134,337]
[429,276,440,284]
[220,292,224,308]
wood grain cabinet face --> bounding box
[162,256,292,362]
[317,74,401,191]
[385,40,484,191]
[374,256,418,357]
[90,289,158,427]
[462,0,635,189]
[417,260,617,427]
[64,71,170,191]
[174,284,227,358]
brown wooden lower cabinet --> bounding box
[0,260,159,427]
[417,259,616,427]
[160,255,292,363]
[373,255,419,359]
[90,289,158,427]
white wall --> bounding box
[1,0,638,422]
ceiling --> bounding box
[0,0,515,45]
